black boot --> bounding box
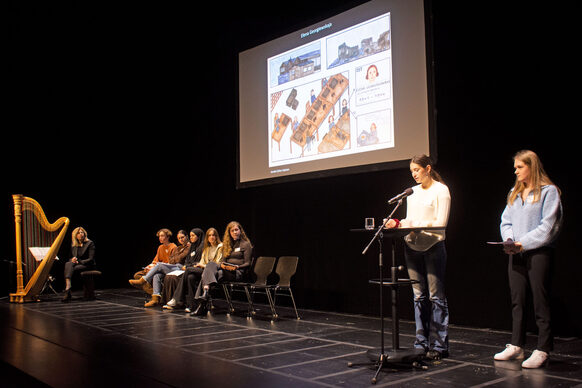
[191,301,207,316]
[195,288,209,302]
[61,289,71,302]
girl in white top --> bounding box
[386,154,451,360]
[400,179,450,252]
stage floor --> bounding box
[1,288,581,387]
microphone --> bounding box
[387,187,413,204]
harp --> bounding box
[10,194,70,303]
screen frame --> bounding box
[236,0,437,189]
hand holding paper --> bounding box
[487,239,522,255]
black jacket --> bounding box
[71,239,96,266]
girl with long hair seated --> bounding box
[164,227,222,312]
[191,221,252,316]
[62,227,96,302]
[161,228,205,308]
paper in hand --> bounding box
[486,241,515,246]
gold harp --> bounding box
[10,194,70,303]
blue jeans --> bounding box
[404,241,449,353]
[143,263,182,296]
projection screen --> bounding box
[238,0,435,188]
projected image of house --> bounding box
[278,51,321,85]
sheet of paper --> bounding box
[29,247,51,262]
[486,241,514,246]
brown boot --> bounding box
[143,282,153,295]
[144,294,160,308]
[129,277,147,290]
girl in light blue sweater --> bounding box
[494,150,562,369]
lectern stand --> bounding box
[349,221,443,384]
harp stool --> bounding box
[81,270,102,300]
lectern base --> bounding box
[348,347,427,384]
[366,347,426,363]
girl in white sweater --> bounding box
[386,154,451,360]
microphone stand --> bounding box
[349,198,426,384]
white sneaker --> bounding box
[162,304,173,310]
[167,298,176,307]
[521,350,548,368]
[494,344,525,361]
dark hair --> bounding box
[410,154,443,183]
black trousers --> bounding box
[508,247,554,352]
[173,266,204,308]
[64,261,93,281]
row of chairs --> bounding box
[220,256,300,321]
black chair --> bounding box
[222,256,275,316]
[249,256,300,320]
[240,256,277,316]
[80,270,102,300]
[196,258,258,316]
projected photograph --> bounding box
[326,15,390,69]
[267,12,393,168]
[268,42,321,88]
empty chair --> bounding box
[222,256,276,315]
[249,256,300,320]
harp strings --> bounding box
[21,204,59,284]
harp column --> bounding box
[12,194,25,299]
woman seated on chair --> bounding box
[161,228,205,306]
[192,221,252,315]
[130,228,177,295]
[62,226,96,302]
[130,229,191,307]
[163,227,208,310]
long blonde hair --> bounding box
[507,150,560,205]
[222,221,251,258]
[71,227,88,247]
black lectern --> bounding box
[349,225,443,383]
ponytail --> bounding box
[411,154,443,183]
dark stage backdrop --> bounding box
[4,1,580,336]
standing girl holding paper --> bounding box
[494,150,562,368]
